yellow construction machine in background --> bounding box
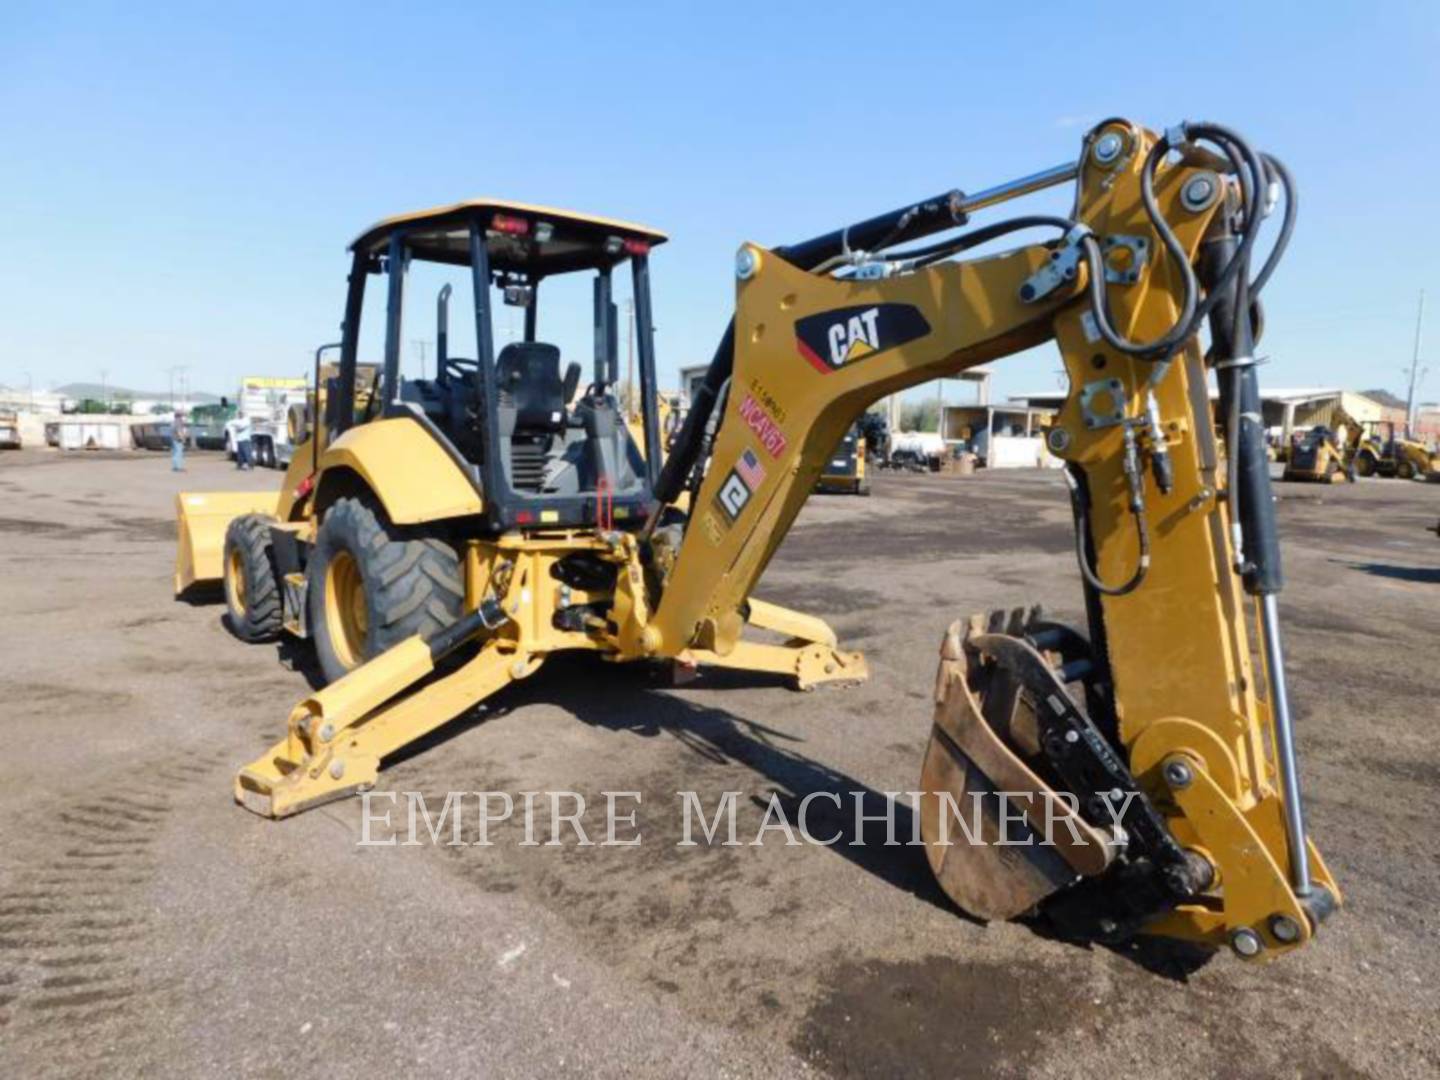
[816,422,868,494]
[1281,425,1352,483]
[177,119,1339,961]
[1350,419,1438,480]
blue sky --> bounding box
[2,1,1437,404]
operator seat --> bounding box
[495,342,577,491]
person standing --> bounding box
[171,409,186,472]
[233,411,254,470]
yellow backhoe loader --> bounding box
[1350,419,1438,479]
[1280,424,1352,483]
[176,118,1337,961]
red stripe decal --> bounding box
[795,337,831,373]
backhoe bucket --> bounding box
[919,614,1116,921]
[174,491,281,594]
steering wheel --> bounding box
[441,357,479,386]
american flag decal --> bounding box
[736,448,766,489]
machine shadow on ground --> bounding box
[1342,560,1440,584]
[379,649,1219,977]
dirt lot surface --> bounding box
[1,448,1437,1078]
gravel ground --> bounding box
[1,448,1437,1078]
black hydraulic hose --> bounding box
[651,189,968,511]
[1250,153,1296,301]
[1226,372,1244,569]
[1066,464,1150,597]
[650,320,734,511]
[869,214,1076,267]
[1081,122,1274,362]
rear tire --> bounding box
[1352,453,1375,478]
[307,497,463,684]
[223,514,282,642]
[1398,460,1416,480]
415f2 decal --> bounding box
[794,303,931,373]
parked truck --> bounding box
[223,376,307,466]
[188,401,236,450]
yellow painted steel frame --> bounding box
[635,120,1335,953]
[237,527,851,816]
[238,531,603,816]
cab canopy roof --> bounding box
[350,199,668,277]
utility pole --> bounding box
[411,339,431,380]
[166,365,188,410]
[1403,289,1426,439]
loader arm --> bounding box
[642,118,1338,956]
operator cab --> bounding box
[334,200,667,532]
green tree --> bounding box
[900,400,939,432]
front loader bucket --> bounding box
[174,490,281,595]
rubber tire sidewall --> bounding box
[223,514,283,642]
[306,497,463,686]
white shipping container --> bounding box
[56,419,127,450]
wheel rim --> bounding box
[226,547,247,617]
[325,550,368,669]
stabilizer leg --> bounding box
[235,639,534,818]
[681,597,867,690]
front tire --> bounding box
[307,497,463,684]
[223,514,282,641]
[1397,460,1417,480]
[1352,453,1375,478]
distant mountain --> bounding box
[1360,388,1407,409]
[55,382,222,404]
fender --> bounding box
[316,417,483,525]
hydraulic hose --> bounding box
[1065,460,1150,597]
[1250,153,1296,300]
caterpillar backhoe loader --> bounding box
[176,117,1337,961]
[1281,423,1352,483]
[1350,419,1438,479]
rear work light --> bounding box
[491,213,530,236]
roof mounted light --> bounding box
[534,221,554,244]
[603,236,624,256]
[491,213,529,236]
[622,238,650,257]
